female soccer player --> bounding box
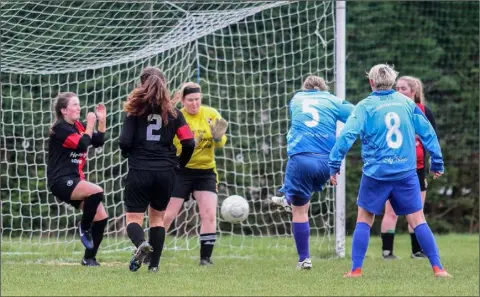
[47,92,108,266]
[329,64,450,278]
[120,67,195,272]
[163,82,228,266]
[272,75,354,269]
[381,76,438,260]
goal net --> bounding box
[1,1,338,256]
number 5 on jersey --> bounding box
[147,114,162,141]
[302,99,320,127]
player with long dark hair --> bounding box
[120,67,195,272]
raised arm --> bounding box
[91,103,107,147]
[54,115,95,151]
[210,110,228,148]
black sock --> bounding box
[381,232,395,254]
[410,232,422,254]
[84,218,108,259]
[126,223,145,248]
[148,226,166,268]
[200,233,217,260]
[81,192,103,230]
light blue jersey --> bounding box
[287,90,354,156]
[280,90,353,202]
[329,89,444,180]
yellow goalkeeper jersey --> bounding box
[174,105,227,170]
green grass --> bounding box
[2,234,478,296]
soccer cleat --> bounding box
[129,241,153,272]
[433,266,453,278]
[296,258,312,270]
[411,251,427,259]
[343,268,362,278]
[148,266,159,273]
[81,257,100,267]
[78,222,94,250]
[199,258,214,266]
[270,196,292,213]
[382,250,399,260]
[143,253,151,266]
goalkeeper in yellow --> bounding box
[163,82,228,266]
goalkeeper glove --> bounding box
[209,118,228,142]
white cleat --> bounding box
[271,195,292,213]
[296,258,312,270]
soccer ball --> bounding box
[221,195,249,223]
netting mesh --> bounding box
[1,0,337,255]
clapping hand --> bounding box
[95,103,107,122]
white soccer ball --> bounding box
[221,195,249,223]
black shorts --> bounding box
[49,175,82,209]
[417,168,427,191]
[171,168,217,200]
[124,169,175,213]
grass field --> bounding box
[2,234,478,296]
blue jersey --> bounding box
[329,89,444,180]
[286,90,354,156]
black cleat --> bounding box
[143,253,151,266]
[129,241,153,272]
[81,257,100,267]
[199,258,213,266]
[382,251,399,260]
[148,266,159,273]
[411,251,427,259]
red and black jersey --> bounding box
[119,108,195,171]
[415,103,438,169]
[47,119,105,183]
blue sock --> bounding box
[352,222,371,271]
[292,222,310,262]
[414,223,443,269]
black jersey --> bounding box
[47,119,105,183]
[119,109,195,171]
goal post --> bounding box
[334,0,346,258]
[1,0,343,257]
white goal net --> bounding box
[1,0,339,256]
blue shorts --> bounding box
[279,153,330,206]
[357,171,422,216]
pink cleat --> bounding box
[343,268,362,278]
[433,266,453,278]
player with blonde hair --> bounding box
[329,64,451,278]
[381,76,438,259]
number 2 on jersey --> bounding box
[146,114,162,141]
[302,99,320,127]
[384,112,402,149]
